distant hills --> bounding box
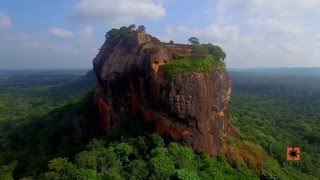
[230,67,320,77]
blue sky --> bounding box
[0,0,320,69]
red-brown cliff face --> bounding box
[92,30,234,155]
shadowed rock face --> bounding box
[92,31,234,155]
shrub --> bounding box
[159,55,225,79]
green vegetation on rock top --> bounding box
[193,43,226,61]
[160,55,225,79]
[105,24,146,40]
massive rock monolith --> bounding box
[92,29,234,155]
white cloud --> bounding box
[80,25,94,38]
[315,34,320,46]
[280,42,304,55]
[244,18,306,38]
[194,0,320,68]
[202,24,239,42]
[49,28,74,37]
[157,20,320,68]
[6,33,31,41]
[1,0,320,69]
[72,0,166,23]
[0,26,100,69]
[0,13,12,30]
[163,24,239,44]
[217,0,320,14]
[20,41,77,53]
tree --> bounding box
[149,133,165,149]
[48,158,69,172]
[133,136,148,155]
[0,161,17,180]
[128,24,136,31]
[192,43,226,61]
[138,25,146,32]
[103,167,123,180]
[193,45,208,56]
[115,143,133,162]
[119,26,130,36]
[175,169,200,180]
[86,139,105,151]
[98,146,121,169]
[127,159,148,179]
[169,40,174,44]
[106,28,119,38]
[207,44,226,61]
[168,143,196,170]
[75,150,97,170]
[150,155,175,179]
[188,37,200,45]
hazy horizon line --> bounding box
[1,66,320,72]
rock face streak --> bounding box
[93,31,233,155]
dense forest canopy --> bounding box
[0,68,319,179]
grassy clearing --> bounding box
[160,55,225,79]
